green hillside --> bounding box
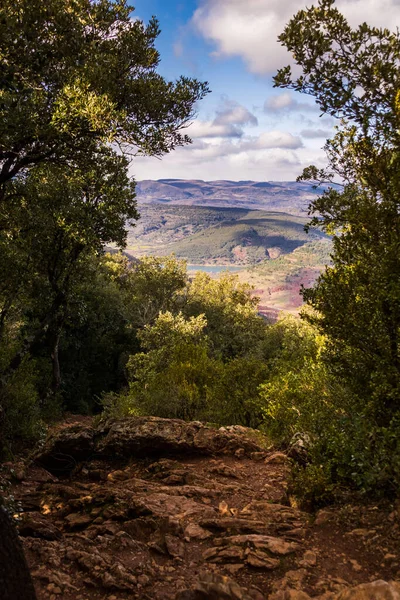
[127,205,328,265]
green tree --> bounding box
[274,0,400,421]
[0,0,208,190]
[184,271,265,359]
[0,0,209,443]
[125,311,220,420]
[124,255,188,328]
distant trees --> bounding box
[103,260,269,427]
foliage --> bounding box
[0,0,208,447]
[259,318,400,504]
[103,264,271,425]
[124,255,188,328]
[275,0,400,419]
[271,0,400,499]
[0,0,209,188]
[125,311,219,420]
[184,271,265,359]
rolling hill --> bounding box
[127,204,328,266]
[135,179,326,215]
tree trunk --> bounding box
[50,326,62,393]
[0,506,37,600]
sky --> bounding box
[130,0,400,182]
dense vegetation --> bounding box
[0,0,208,450]
[1,0,400,509]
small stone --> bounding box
[299,550,317,567]
[235,448,245,459]
[265,452,290,465]
[184,524,212,540]
[107,470,129,482]
[250,452,266,461]
[314,509,334,526]
[165,534,185,558]
[349,559,363,572]
[246,550,280,570]
[384,553,396,561]
[64,513,92,530]
[225,564,244,575]
[137,575,150,586]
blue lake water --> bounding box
[188,265,245,274]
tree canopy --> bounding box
[275,0,400,422]
[0,0,209,450]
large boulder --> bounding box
[335,581,400,600]
[175,571,265,600]
[34,424,95,473]
[96,417,261,458]
[35,417,263,474]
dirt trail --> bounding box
[2,417,400,600]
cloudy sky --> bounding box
[131,0,400,182]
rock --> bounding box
[184,524,212,540]
[18,512,62,540]
[64,513,93,530]
[199,518,265,534]
[270,592,312,600]
[314,509,335,526]
[246,550,280,570]
[204,546,245,564]
[335,581,400,600]
[96,417,263,459]
[250,452,266,461]
[35,417,265,474]
[214,534,299,556]
[175,571,264,599]
[34,424,95,473]
[265,452,290,465]
[349,559,363,572]
[299,550,317,567]
[107,469,130,482]
[165,534,185,558]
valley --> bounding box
[126,191,332,316]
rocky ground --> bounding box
[2,416,400,600]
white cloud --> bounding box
[188,120,243,138]
[300,128,332,139]
[131,145,304,181]
[214,99,258,126]
[264,92,317,113]
[193,0,400,74]
[252,131,302,150]
[187,99,258,138]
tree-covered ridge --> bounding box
[126,205,330,265]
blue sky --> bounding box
[131,0,400,182]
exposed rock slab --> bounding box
[335,581,400,600]
[35,417,263,474]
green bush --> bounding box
[0,357,45,456]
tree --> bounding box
[184,271,265,359]
[274,0,400,421]
[0,0,208,399]
[0,0,209,192]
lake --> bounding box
[188,265,245,274]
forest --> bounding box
[1,0,400,522]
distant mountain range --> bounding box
[135,179,326,215]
